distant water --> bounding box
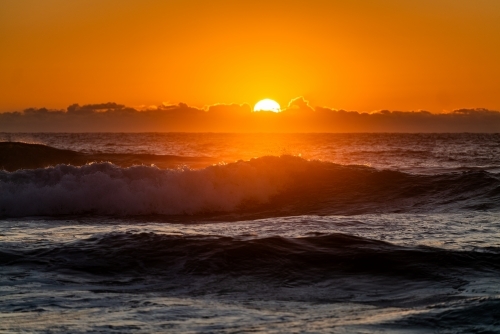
[2,132,500,173]
[1,133,499,333]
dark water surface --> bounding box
[1,133,499,333]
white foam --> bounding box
[0,157,303,217]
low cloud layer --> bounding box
[1,98,499,132]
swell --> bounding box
[1,154,499,217]
[2,232,499,280]
[0,142,216,171]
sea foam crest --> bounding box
[0,156,303,217]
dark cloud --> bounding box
[0,99,499,132]
[68,102,126,112]
[452,108,499,115]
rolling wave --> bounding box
[0,155,499,217]
[2,232,499,280]
[0,141,215,171]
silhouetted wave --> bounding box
[0,154,499,217]
[0,142,215,171]
[2,232,499,280]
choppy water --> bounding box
[1,133,499,333]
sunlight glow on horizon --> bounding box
[254,99,281,113]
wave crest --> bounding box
[0,156,307,216]
[1,156,499,217]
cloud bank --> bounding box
[1,98,499,132]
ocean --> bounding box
[1,133,499,333]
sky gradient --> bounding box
[1,0,500,122]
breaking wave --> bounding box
[0,156,499,217]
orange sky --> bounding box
[1,0,500,113]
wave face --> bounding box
[1,156,499,217]
[3,232,499,282]
[0,157,293,216]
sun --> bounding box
[254,99,281,112]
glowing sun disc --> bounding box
[254,99,281,112]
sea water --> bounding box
[1,133,499,333]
